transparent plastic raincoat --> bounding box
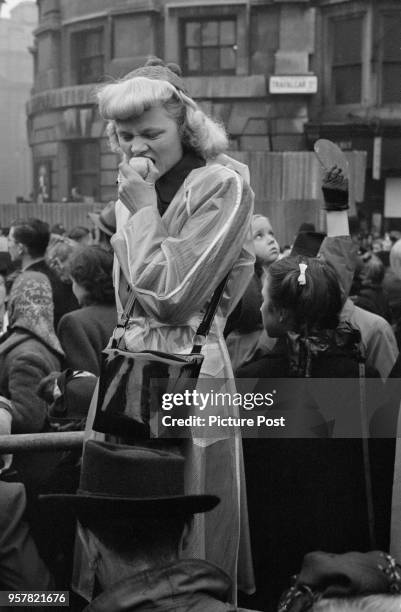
[75,154,255,600]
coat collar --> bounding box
[0,327,64,359]
[0,329,32,355]
[85,559,232,612]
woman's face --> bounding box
[260,274,287,337]
[115,105,183,178]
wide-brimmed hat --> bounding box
[40,440,219,518]
[88,201,116,237]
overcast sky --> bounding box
[1,0,35,18]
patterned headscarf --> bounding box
[8,271,63,356]
[278,551,401,612]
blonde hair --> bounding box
[97,76,228,160]
[313,594,401,612]
[252,214,272,227]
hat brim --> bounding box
[87,212,114,237]
[39,493,219,518]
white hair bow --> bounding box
[297,263,308,286]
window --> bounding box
[380,13,401,104]
[38,33,53,72]
[250,7,279,75]
[69,141,99,200]
[35,160,52,202]
[72,29,104,85]
[325,5,401,108]
[113,15,153,58]
[182,18,237,75]
[331,16,362,104]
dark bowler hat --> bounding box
[88,201,116,237]
[40,441,219,517]
[290,231,326,258]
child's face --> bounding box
[252,217,279,267]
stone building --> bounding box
[0,1,37,203]
[307,0,401,230]
[27,0,317,204]
[27,0,401,229]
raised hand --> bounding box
[117,157,159,214]
[322,165,349,211]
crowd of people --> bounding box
[0,57,401,612]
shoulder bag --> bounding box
[92,276,228,440]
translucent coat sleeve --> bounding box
[112,166,255,323]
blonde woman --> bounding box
[79,58,255,601]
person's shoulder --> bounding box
[3,332,37,353]
[71,303,115,319]
[30,260,65,288]
[189,154,251,189]
[343,299,392,331]
[353,303,391,330]
[59,304,115,332]
[58,308,82,327]
[58,306,97,332]
[188,162,240,186]
[213,153,250,182]
[7,337,56,368]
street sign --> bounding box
[269,75,318,94]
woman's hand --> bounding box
[321,165,349,211]
[118,157,159,214]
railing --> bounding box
[0,432,84,452]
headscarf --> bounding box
[278,551,401,612]
[8,271,63,356]
[123,56,188,94]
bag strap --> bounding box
[112,274,229,351]
[191,275,228,354]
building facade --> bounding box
[0,1,37,204]
[307,0,401,230]
[27,0,317,204]
[27,0,401,228]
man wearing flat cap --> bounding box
[41,442,261,612]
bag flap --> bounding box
[102,347,204,366]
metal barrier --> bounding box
[0,432,84,453]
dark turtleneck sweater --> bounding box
[155,148,205,216]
